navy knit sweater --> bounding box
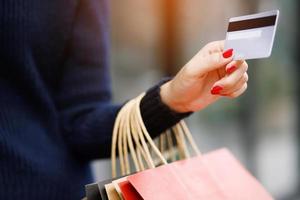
[0,0,190,199]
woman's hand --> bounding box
[160,40,248,113]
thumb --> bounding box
[198,49,234,75]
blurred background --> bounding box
[93,0,300,199]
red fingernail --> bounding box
[211,86,223,95]
[222,49,233,58]
[226,65,236,74]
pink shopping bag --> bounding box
[128,148,273,200]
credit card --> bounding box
[224,10,279,60]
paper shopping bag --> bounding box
[104,175,140,200]
[85,174,134,200]
[85,182,101,200]
[105,183,121,200]
[110,176,143,200]
[128,148,273,200]
[118,179,143,200]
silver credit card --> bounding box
[224,10,279,60]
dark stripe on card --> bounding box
[228,15,276,32]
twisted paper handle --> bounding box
[111,93,201,178]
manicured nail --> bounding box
[222,49,233,58]
[211,86,223,95]
[226,65,236,74]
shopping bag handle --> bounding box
[111,93,201,178]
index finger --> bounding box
[204,40,225,53]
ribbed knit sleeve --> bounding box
[140,78,192,138]
[56,0,119,160]
[57,0,192,161]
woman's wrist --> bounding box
[140,78,192,137]
[160,81,190,113]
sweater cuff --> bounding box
[140,78,193,138]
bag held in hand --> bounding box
[85,93,273,200]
